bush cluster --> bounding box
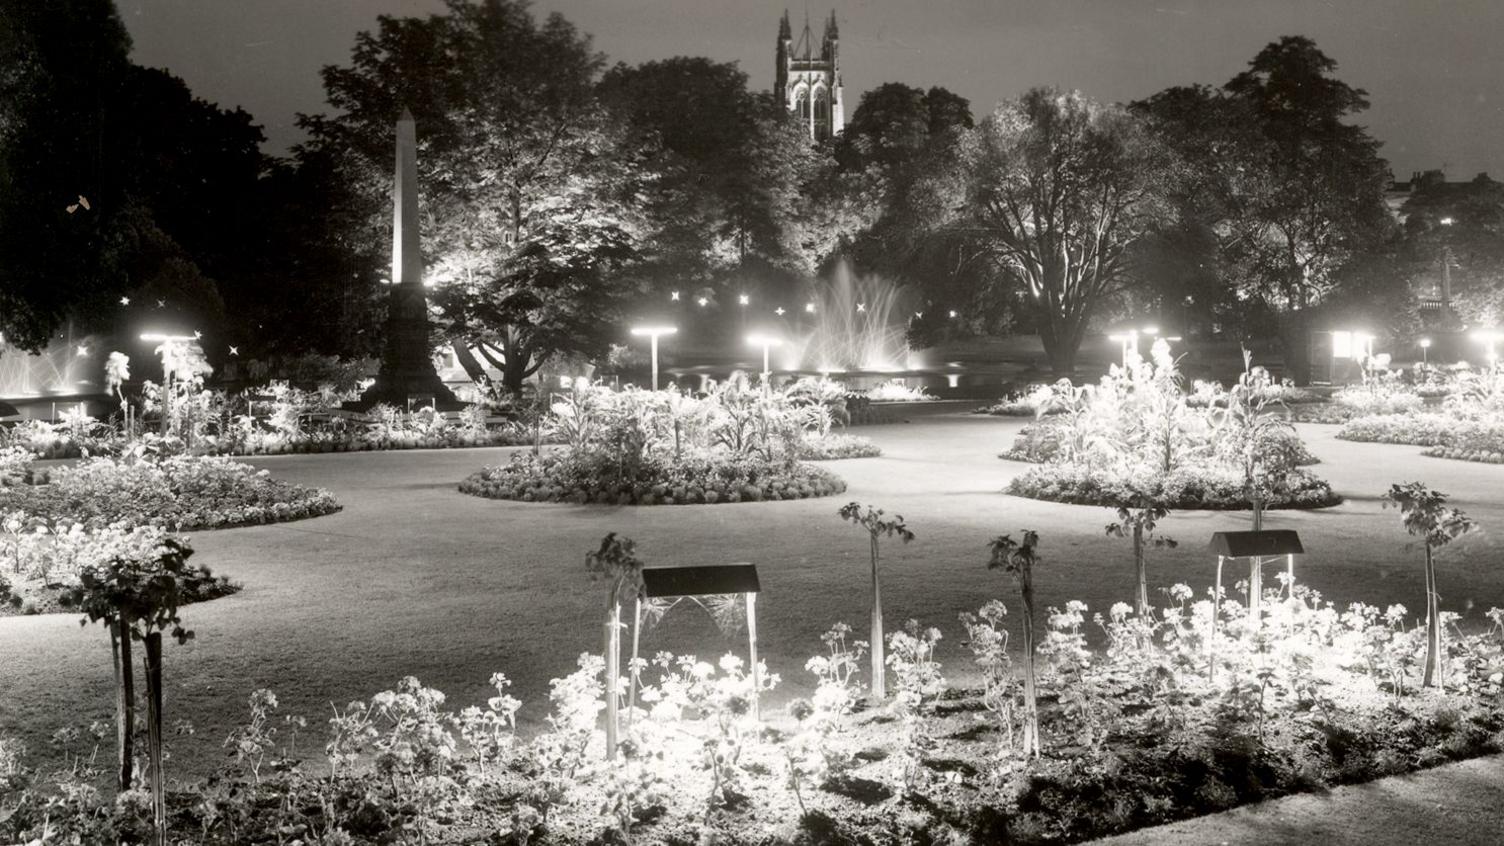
[461,450,846,505]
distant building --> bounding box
[776,10,844,142]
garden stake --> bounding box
[747,593,760,720]
[144,632,167,846]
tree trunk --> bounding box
[869,535,885,702]
[1423,544,1441,688]
[143,632,166,846]
[1039,326,1079,378]
[112,616,136,792]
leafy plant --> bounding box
[586,533,646,758]
[1105,504,1178,617]
[1382,482,1478,687]
[837,503,915,701]
[989,530,1042,757]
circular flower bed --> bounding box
[460,450,846,505]
[798,433,883,460]
[1006,464,1341,510]
[0,455,342,531]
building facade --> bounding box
[776,10,844,142]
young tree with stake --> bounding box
[1382,483,1477,688]
[838,503,914,702]
[989,530,1041,758]
[1105,503,1178,619]
[65,533,213,846]
[586,532,647,759]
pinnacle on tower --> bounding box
[779,9,791,40]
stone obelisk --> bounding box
[357,108,458,410]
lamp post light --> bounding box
[140,332,197,435]
[1106,326,1171,366]
[1419,337,1432,364]
[746,333,783,382]
[629,325,676,390]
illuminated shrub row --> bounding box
[460,450,846,505]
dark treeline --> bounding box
[3,0,1500,385]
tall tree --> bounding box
[1134,37,1393,368]
[304,0,649,394]
[939,88,1172,375]
[0,1,268,360]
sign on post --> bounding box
[640,564,764,719]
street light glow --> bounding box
[630,325,677,390]
[629,326,677,337]
[747,334,783,379]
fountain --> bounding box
[786,259,919,373]
[0,322,102,399]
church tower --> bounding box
[776,9,844,142]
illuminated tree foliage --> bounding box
[303,0,650,394]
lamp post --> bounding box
[140,332,196,436]
[1106,326,1176,366]
[1419,337,1432,364]
[629,325,676,391]
[1439,216,1455,313]
[746,333,783,382]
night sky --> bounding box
[119,0,1504,180]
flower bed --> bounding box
[0,455,341,531]
[1284,403,1358,424]
[460,450,847,505]
[797,433,882,460]
[7,578,1503,845]
[0,524,237,616]
[1420,424,1504,464]
[1337,413,1470,447]
[1007,463,1339,509]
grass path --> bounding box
[1,415,1501,781]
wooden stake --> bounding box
[112,614,135,792]
[144,632,166,846]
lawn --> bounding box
[2,413,1502,779]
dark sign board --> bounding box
[642,564,760,598]
[1208,530,1305,558]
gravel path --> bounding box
[2,414,1502,799]
[1090,753,1504,845]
